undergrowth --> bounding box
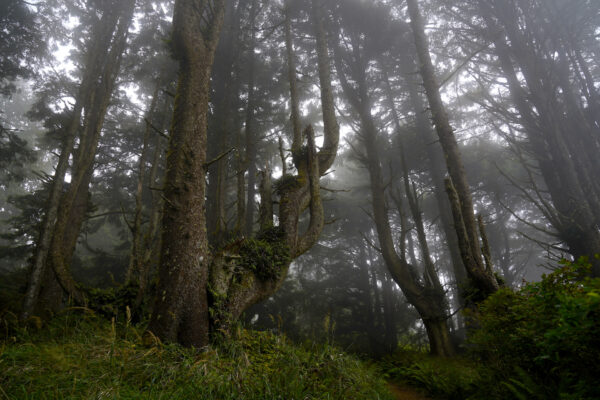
[0,311,394,399]
[379,348,479,400]
[380,257,600,400]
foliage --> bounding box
[0,313,394,399]
[239,227,290,281]
[467,257,600,399]
[379,258,600,400]
[379,348,480,400]
[87,283,139,318]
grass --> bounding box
[0,311,394,399]
[378,348,481,400]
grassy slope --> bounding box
[0,313,394,400]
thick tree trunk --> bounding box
[423,318,455,358]
[206,4,339,335]
[147,0,226,347]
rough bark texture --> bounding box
[147,0,226,348]
[407,0,499,297]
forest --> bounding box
[1,0,599,398]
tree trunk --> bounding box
[147,0,226,347]
[284,0,302,154]
[20,2,134,319]
[244,0,259,237]
[207,0,243,246]
[48,0,135,304]
[126,79,161,284]
[332,18,454,356]
[407,0,498,297]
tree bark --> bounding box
[147,0,226,347]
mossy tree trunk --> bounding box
[206,0,338,337]
[146,0,226,348]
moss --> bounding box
[239,227,290,281]
[274,173,303,195]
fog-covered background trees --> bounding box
[1,0,598,356]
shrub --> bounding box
[468,257,600,399]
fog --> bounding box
[2,0,599,360]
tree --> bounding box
[472,0,600,275]
[148,0,341,346]
[329,0,455,356]
[21,0,136,320]
[407,0,499,298]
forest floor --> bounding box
[386,382,432,400]
[0,313,397,399]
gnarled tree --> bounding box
[147,0,339,346]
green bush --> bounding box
[468,257,600,399]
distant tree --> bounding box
[21,0,137,320]
[472,0,600,275]
[407,0,499,298]
[328,0,455,356]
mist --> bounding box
[1,0,599,398]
